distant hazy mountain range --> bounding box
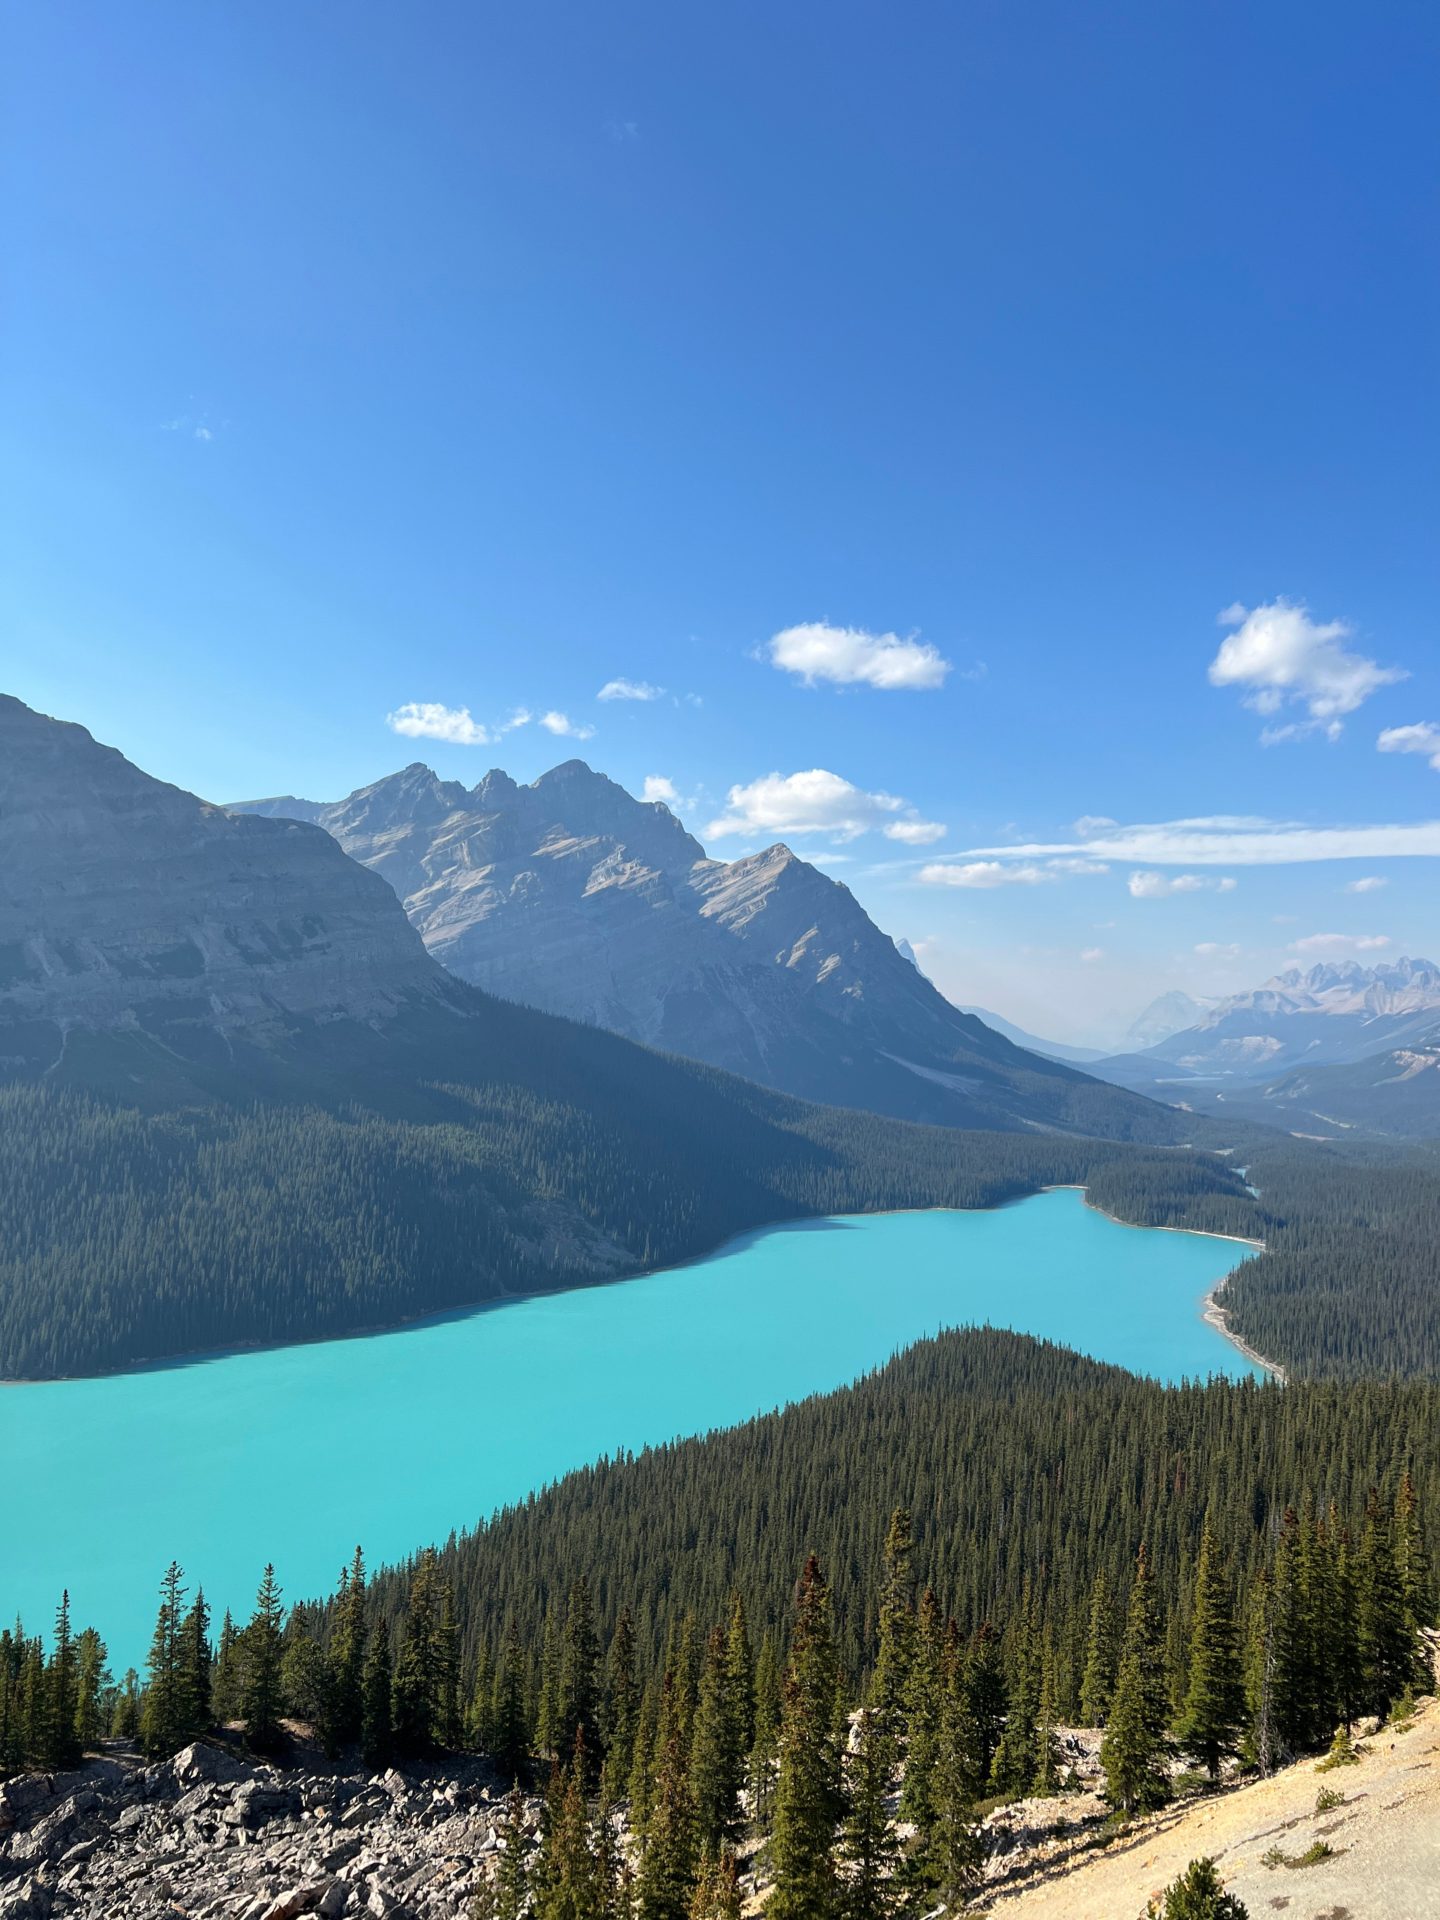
[233,760,1173,1139]
[1090,957,1440,1137]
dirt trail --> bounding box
[985,1694,1439,1919]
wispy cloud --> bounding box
[539,711,596,741]
[1345,876,1388,894]
[883,818,947,846]
[1194,942,1242,958]
[919,861,1056,889]
[642,776,679,805]
[1127,871,1237,899]
[1209,598,1405,739]
[162,413,217,443]
[1377,722,1440,771]
[955,815,1440,866]
[707,768,938,843]
[598,678,665,702]
[766,621,951,691]
[1079,947,1105,963]
[1288,932,1391,955]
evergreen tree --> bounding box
[1174,1521,1245,1779]
[1151,1856,1249,1919]
[39,1593,80,1770]
[1100,1547,1170,1816]
[73,1628,109,1755]
[1079,1572,1120,1724]
[1358,1497,1423,1714]
[534,1736,601,1920]
[181,1591,212,1737]
[486,1783,531,1920]
[602,1607,640,1800]
[241,1564,286,1750]
[690,1623,748,1855]
[141,1563,195,1758]
[362,1613,394,1766]
[869,1507,915,1735]
[493,1615,531,1783]
[898,1586,944,1822]
[637,1679,698,1920]
[557,1578,601,1776]
[329,1548,368,1749]
[769,1555,844,1920]
[1029,1642,1062,1797]
[748,1634,783,1829]
[721,1594,755,1771]
[1394,1471,1432,1631]
[840,1709,899,1920]
[964,1622,1007,1783]
[211,1611,241,1725]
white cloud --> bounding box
[539,711,596,741]
[767,622,951,691]
[1288,932,1391,955]
[1377,722,1440,771]
[1194,942,1242,958]
[706,769,909,842]
[385,702,533,746]
[1073,815,1117,835]
[956,816,1440,866]
[598,678,665,702]
[919,861,1056,889]
[1047,857,1111,875]
[883,818,947,846]
[642,776,680,805]
[1208,598,1405,735]
[387,702,494,746]
[1345,876,1387,894]
[1079,947,1105,963]
[1127,870,1236,898]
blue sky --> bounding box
[4,1,1438,1043]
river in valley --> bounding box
[1,1188,1259,1666]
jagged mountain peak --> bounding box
[232,755,1163,1138]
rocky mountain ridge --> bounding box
[0,698,453,1080]
[232,760,1171,1137]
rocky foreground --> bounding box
[0,1740,520,1920]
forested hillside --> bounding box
[0,1053,1249,1379]
[363,1329,1438,1689]
[1213,1134,1440,1379]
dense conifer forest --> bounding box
[4,1335,1433,1916]
[0,1070,1249,1379]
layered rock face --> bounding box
[0,698,449,1074]
[233,760,1161,1134]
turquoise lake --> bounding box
[0,1188,1258,1667]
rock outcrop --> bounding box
[0,1743,528,1920]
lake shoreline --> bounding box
[1,1182,1273,1388]
[1040,1184,1283,1381]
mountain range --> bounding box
[231,761,1169,1139]
[0,695,1200,1377]
[1091,957,1440,1137]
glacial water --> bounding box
[0,1188,1258,1667]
